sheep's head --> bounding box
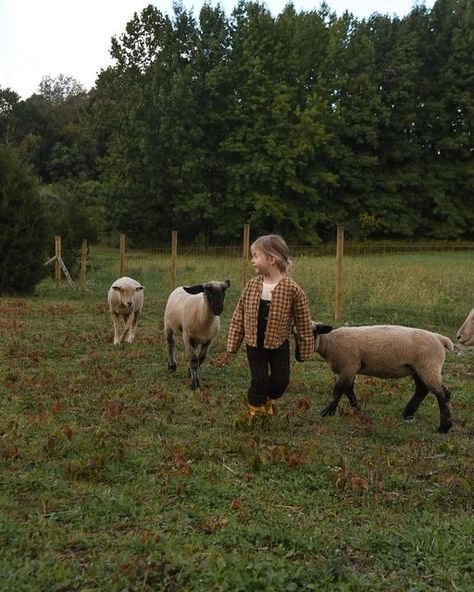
[111,282,144,309]
[183,280,230,316]
[293,320,333,362]
[457,308,474,348]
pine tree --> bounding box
[0,145,48,294]
[415,0,474,238]
[369,13,425,238]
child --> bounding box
[227,234,314,416]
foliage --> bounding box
[1,0,473,245]
[39,183,99,277]
[0,249,473,589]
[0,144,48,294]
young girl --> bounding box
[227,234,314,416]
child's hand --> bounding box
[222,352,233,365]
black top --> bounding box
[256,299,271,349]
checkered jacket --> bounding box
[227,275,314,360]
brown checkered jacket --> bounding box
[226,275,314,360]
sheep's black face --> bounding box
[313,322,333,336]
[184,280,230,316]
[205,284,228,316]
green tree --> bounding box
[323,13,383,237]
[0,144,48,294]
[0,87,20,143]
[39,183,99,276]
[221,2,336,243]
[415,0,474,238]
[366,13,425,238]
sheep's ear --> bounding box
[136,286,144,291]
[315,323,333,335]
[183,284,204,295]
[224,279,230,289]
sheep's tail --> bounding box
[435,333,454,352]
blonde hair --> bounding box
[251,234,293,274]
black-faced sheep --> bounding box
[457,309,474,348]
[295,322,454,433]
[164,280,230,389]
[107,277,144,345]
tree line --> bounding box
[1,0,473,253]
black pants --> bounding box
[246,340,290,406]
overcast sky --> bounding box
[1,0,435,100]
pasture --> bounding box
[1,249,473,591]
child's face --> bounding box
[251,247,275,276]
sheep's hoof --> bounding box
[168,362,177,372]
[437,421,453,434]
[321,406,336,417]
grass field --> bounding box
[1,249,473,591]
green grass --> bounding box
[1,249,473,591]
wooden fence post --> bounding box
[335,225,344,321]
[80,239,88,291]
[119,233,126,276]
[55,235,61,289]
[242,223,250,288]
[171,230,178,290]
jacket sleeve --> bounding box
[226,290,245,353]
[293,287,314,361]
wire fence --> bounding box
[120,240,474,258]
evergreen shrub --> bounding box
[0,144,48,294]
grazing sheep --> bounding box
[457,309,474,348]
[295,322,454,433]
[164,280,230,389]
[107,277,144,345]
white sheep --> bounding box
[107,276,144,346]
[295,322,454,433]
[456,309,474,348]
[164,280,230,389]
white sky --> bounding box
[0,0,435,100]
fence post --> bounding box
[55,235,61,289]
[171,230,178,290]
[119,233,126,276]
[242,223,250,288]
[80,239,88,292]
[335,225,344,321]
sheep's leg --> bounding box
[111,312,123,346]
[198,340,211,366]
[166,326,177,372]
[405,374,452,433]
[184,335,200,390]
[432,384,453,433]
[321,375,354,417]
[403,375,429,419]
[345,384,360,410]
[125,311,139,343]
[122,311,135,343]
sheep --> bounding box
[456,309,474,348]
[107,276,144,346]
[295,322,454,433]
[164,280,230,389]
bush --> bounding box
[0,144,48,294]
[40,183,99,278]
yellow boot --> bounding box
[265,398,278,416]
[248,404,267,417]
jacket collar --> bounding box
[255,274,289,289]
